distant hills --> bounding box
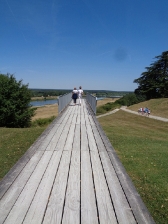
[29,88,133,97]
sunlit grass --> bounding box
[0,127,46,180]
[0,110,56,180]
[98,110,168,224]
[128,98,168,118]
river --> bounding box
[30,99,58,107]
[30,97,105,107]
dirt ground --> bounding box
[32,104,58,121]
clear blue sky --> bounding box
[1,0,168,91]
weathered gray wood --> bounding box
[55,123,71,151]
[81,113,85,125]
[57,106,72,124]
[62,150,80,224]
[66,113,75,125]
[99,151,136,224]
[86,124,97,152]
[81,124,89,151]
[0,151,44,224]
[43,151,71,224]
[46,122,67,151]
[23,151,62,224]
[38,124,62,151]
[76,113,81,125]
[91,125,106,152]
[64,124,76,151]
[71,114,77,124]
[72,124,81,151]
[4,151,53,224]
[81,151,98,224]
[90,151,117,224]
[84,108,90,124]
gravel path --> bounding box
[97,106,168,122]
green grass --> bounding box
[128,98,168,118]
[96,102,120,115]
[0,116,56,180]
[98,110,168,224]
[97,97,168,118]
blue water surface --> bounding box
[30,99,58,107]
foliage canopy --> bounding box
[0,74,35,127]
[134,51,168,99]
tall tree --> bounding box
[0,74,36,127]
[134,51,168,99]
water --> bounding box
[30,99,58,107]
[30,97,105,107]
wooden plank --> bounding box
[91,125,106,152]
[55,123,71,151]
[76,111,81,125]
[81,151,98,224]
[23,151,62,224]
[71,112,77,124]
[72,124,81,151]
[81,114,85,125]
[0,151,44,224]
[38,124,61,151]
[62,150,80,224]
[99,151,136,224]
[81,124,89,151]
[66,113,74,125]
[4,151,53,224]
[46,122,67,151]
[64,124,76,151]
[57,107,72,124]
[43,151,71,224]
[76,103,81,124]
[86,124,97,152]
[90,151,117,224]
[84,108,90,125]
[88,116,95,125]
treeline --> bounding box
[30,88,132,97]
[30,89,71,97]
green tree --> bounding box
[134,51,168,99]
[0,74,36,127]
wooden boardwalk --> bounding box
[0,99,155,224]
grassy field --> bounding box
[98,110,168,224]
[0,127,46,180]
[0,104,58,180]
[128,98,168,118]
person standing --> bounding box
[78,86,83,106]
[72,87,78,105]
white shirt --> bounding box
[78,89,83,97]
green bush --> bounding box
[31,116,56,127]
[117,93,138,106]
[96,93,140,115]
[0,73,35,127]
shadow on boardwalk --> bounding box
[0,100,155,224]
